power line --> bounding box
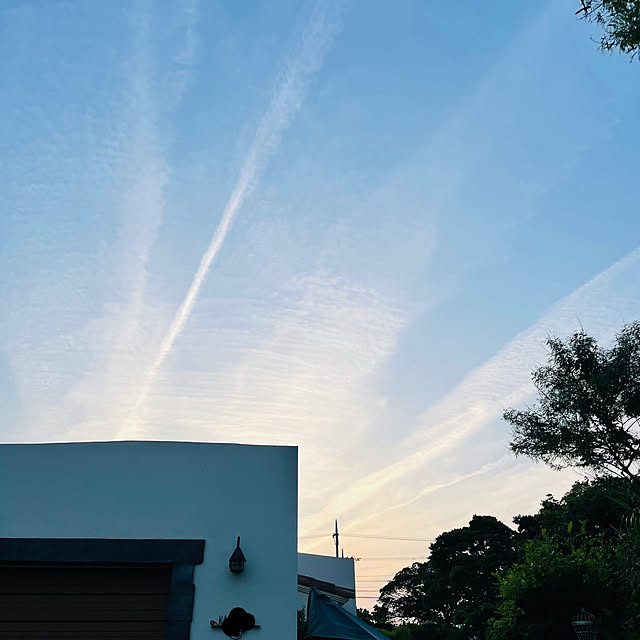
[357,580,391,583]
[300,533,434,542]
[343,534,434,542]
[357,556,425,561]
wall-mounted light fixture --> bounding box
[229,536,246,574]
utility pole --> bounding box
[333,519,339,558]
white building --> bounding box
[297,552,356,615]
[0,441,298,640]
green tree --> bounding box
[356,604,394,629]
[487,532,628,639]
[381,623,466,640]
[504,322,640,479]
[577,1,640,59]
[356,608,376,626]
[514,475,640,543]
[615,509,640,630]
[378,515,517,638]
[377,562,452,626]
[297,608,308,640]
[505,477,640,637]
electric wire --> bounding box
[300,533,433,542]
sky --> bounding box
[1,0,640,608]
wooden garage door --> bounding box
[0,565,171,639]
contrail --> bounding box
[118,1,343,437]
[301,245,640,533]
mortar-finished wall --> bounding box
[0,441,297,640]
[297,553,356,614]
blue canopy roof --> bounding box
[306,588,389,640]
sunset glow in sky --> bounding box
[2,0,640,606]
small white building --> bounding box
[297,553,356,615]
[0,441,298,640]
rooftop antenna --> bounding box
[333,519,339,558]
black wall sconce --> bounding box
[210,608,259,638]
[229,536,246,573]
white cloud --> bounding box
[300,246,640,536]
[129,273,408,513]
[3,4,639,607]
[118,0,346,438]
[9,1,198,442]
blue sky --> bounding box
[2,0,640,603]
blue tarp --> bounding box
[306,588,389,640]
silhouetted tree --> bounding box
[504,323,640,479]
[577,1,640,59]
[356,608,376,625]
[356,605,393,630]
[378,515,517,638]
[615,508,640,630]
[487,531,629,639]
[514,475,640,543]
[297,608,307,640]
[381,623,466,640]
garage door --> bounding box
[0,565,171,639]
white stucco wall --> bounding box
[297,553,356,614]
[0,441,298,640]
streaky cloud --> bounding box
[118,1,345,438]
[301,246,640,535]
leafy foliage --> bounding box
[514,475,640,543]
[491,476,640,637]
[372,478,640,639]
[377,562,442,626]
[370,324,640,639]
[378,515,517,638]
[487,532,628,639]
[504,323,640,479]
[612,507,640,630]
[380,623,466,640]
[577,1,640,58]
[297,608,308,640]
[356,608,376,625]
[356,607,393,630]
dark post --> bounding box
[333,520,339,558]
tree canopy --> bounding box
[372,478,640,639]
[369,324,640,639]
[378,515,517,639]
[487,533,628,639]
[504,322,640,479]
[578,1,640,59]
[488,476,640,637]
[514,475,640,543]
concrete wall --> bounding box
[298,552,356,614]
[0,441,298,640]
